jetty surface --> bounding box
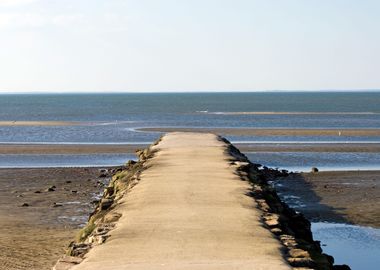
[72,132,291,270]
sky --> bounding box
[0,0,379,93]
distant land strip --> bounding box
[137,127,380,137]
[199,111,380,115]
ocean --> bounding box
[1,92,380,169]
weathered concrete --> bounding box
[72,132,291,270]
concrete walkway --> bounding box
[73,133,291,270]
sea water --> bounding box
[0,92,380,167]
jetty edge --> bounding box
[53,132,349,270]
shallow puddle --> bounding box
[311,222,380,270]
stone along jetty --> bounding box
[55,132,339,270]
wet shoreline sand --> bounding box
[0,167,111,270]
[1,142,380,154]
[0,169,378,269]
[0,144,146,155]
[137,127,380,137]
[275,170,380,228]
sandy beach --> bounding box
[0,167,111,270]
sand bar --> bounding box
[1,142,380,154]
[137,127,380,137]
[73,133,291,270]
[203,111,380,115]
[0,144,146,154]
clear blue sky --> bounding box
[0,0,379,92]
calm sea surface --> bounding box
[0,92,380,169]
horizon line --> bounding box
[1,89,380,94]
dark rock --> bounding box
[91,200,99,205]
[311,167,319,173]
[100,198,114,210]
[21,203,29,207]
[34,190,41,193]
[98,169,109,178]
[46,185,56,192]
[127,160,137,166]
[333,265,351,270]
[71,190,78,193]
[104,186,114,197]
[65,180,72,184]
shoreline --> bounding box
[1,142,380,154]
[136,127,380,136]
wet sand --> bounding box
[0,168,110,270]
[1,142,380,155]
[137,127,380,137]
[0,144,146,155]
[202,111,379,115]
[275,171,380,228]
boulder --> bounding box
[311,167,319,173]
[100,198,114,210]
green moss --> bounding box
[76,222,96,242]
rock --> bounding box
[53,202,63,207]
[91,200,99,205]
[333,265,351,270]
[71,190,78,193]
[263,214,280,227]
[270,228,282,235]
[34,190,41,193]
[288,248,310,258]
[287,257,315,268]
[46,186,56,192]
[100,198,114,210]
[65,180,72,184]
[104,186,114,197]
[21,203,29,207]
[311,167,319,173]
[98,169,109,178]
[53,255,83,270]
[127,160,137,166]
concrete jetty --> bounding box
[69,132,291,269]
